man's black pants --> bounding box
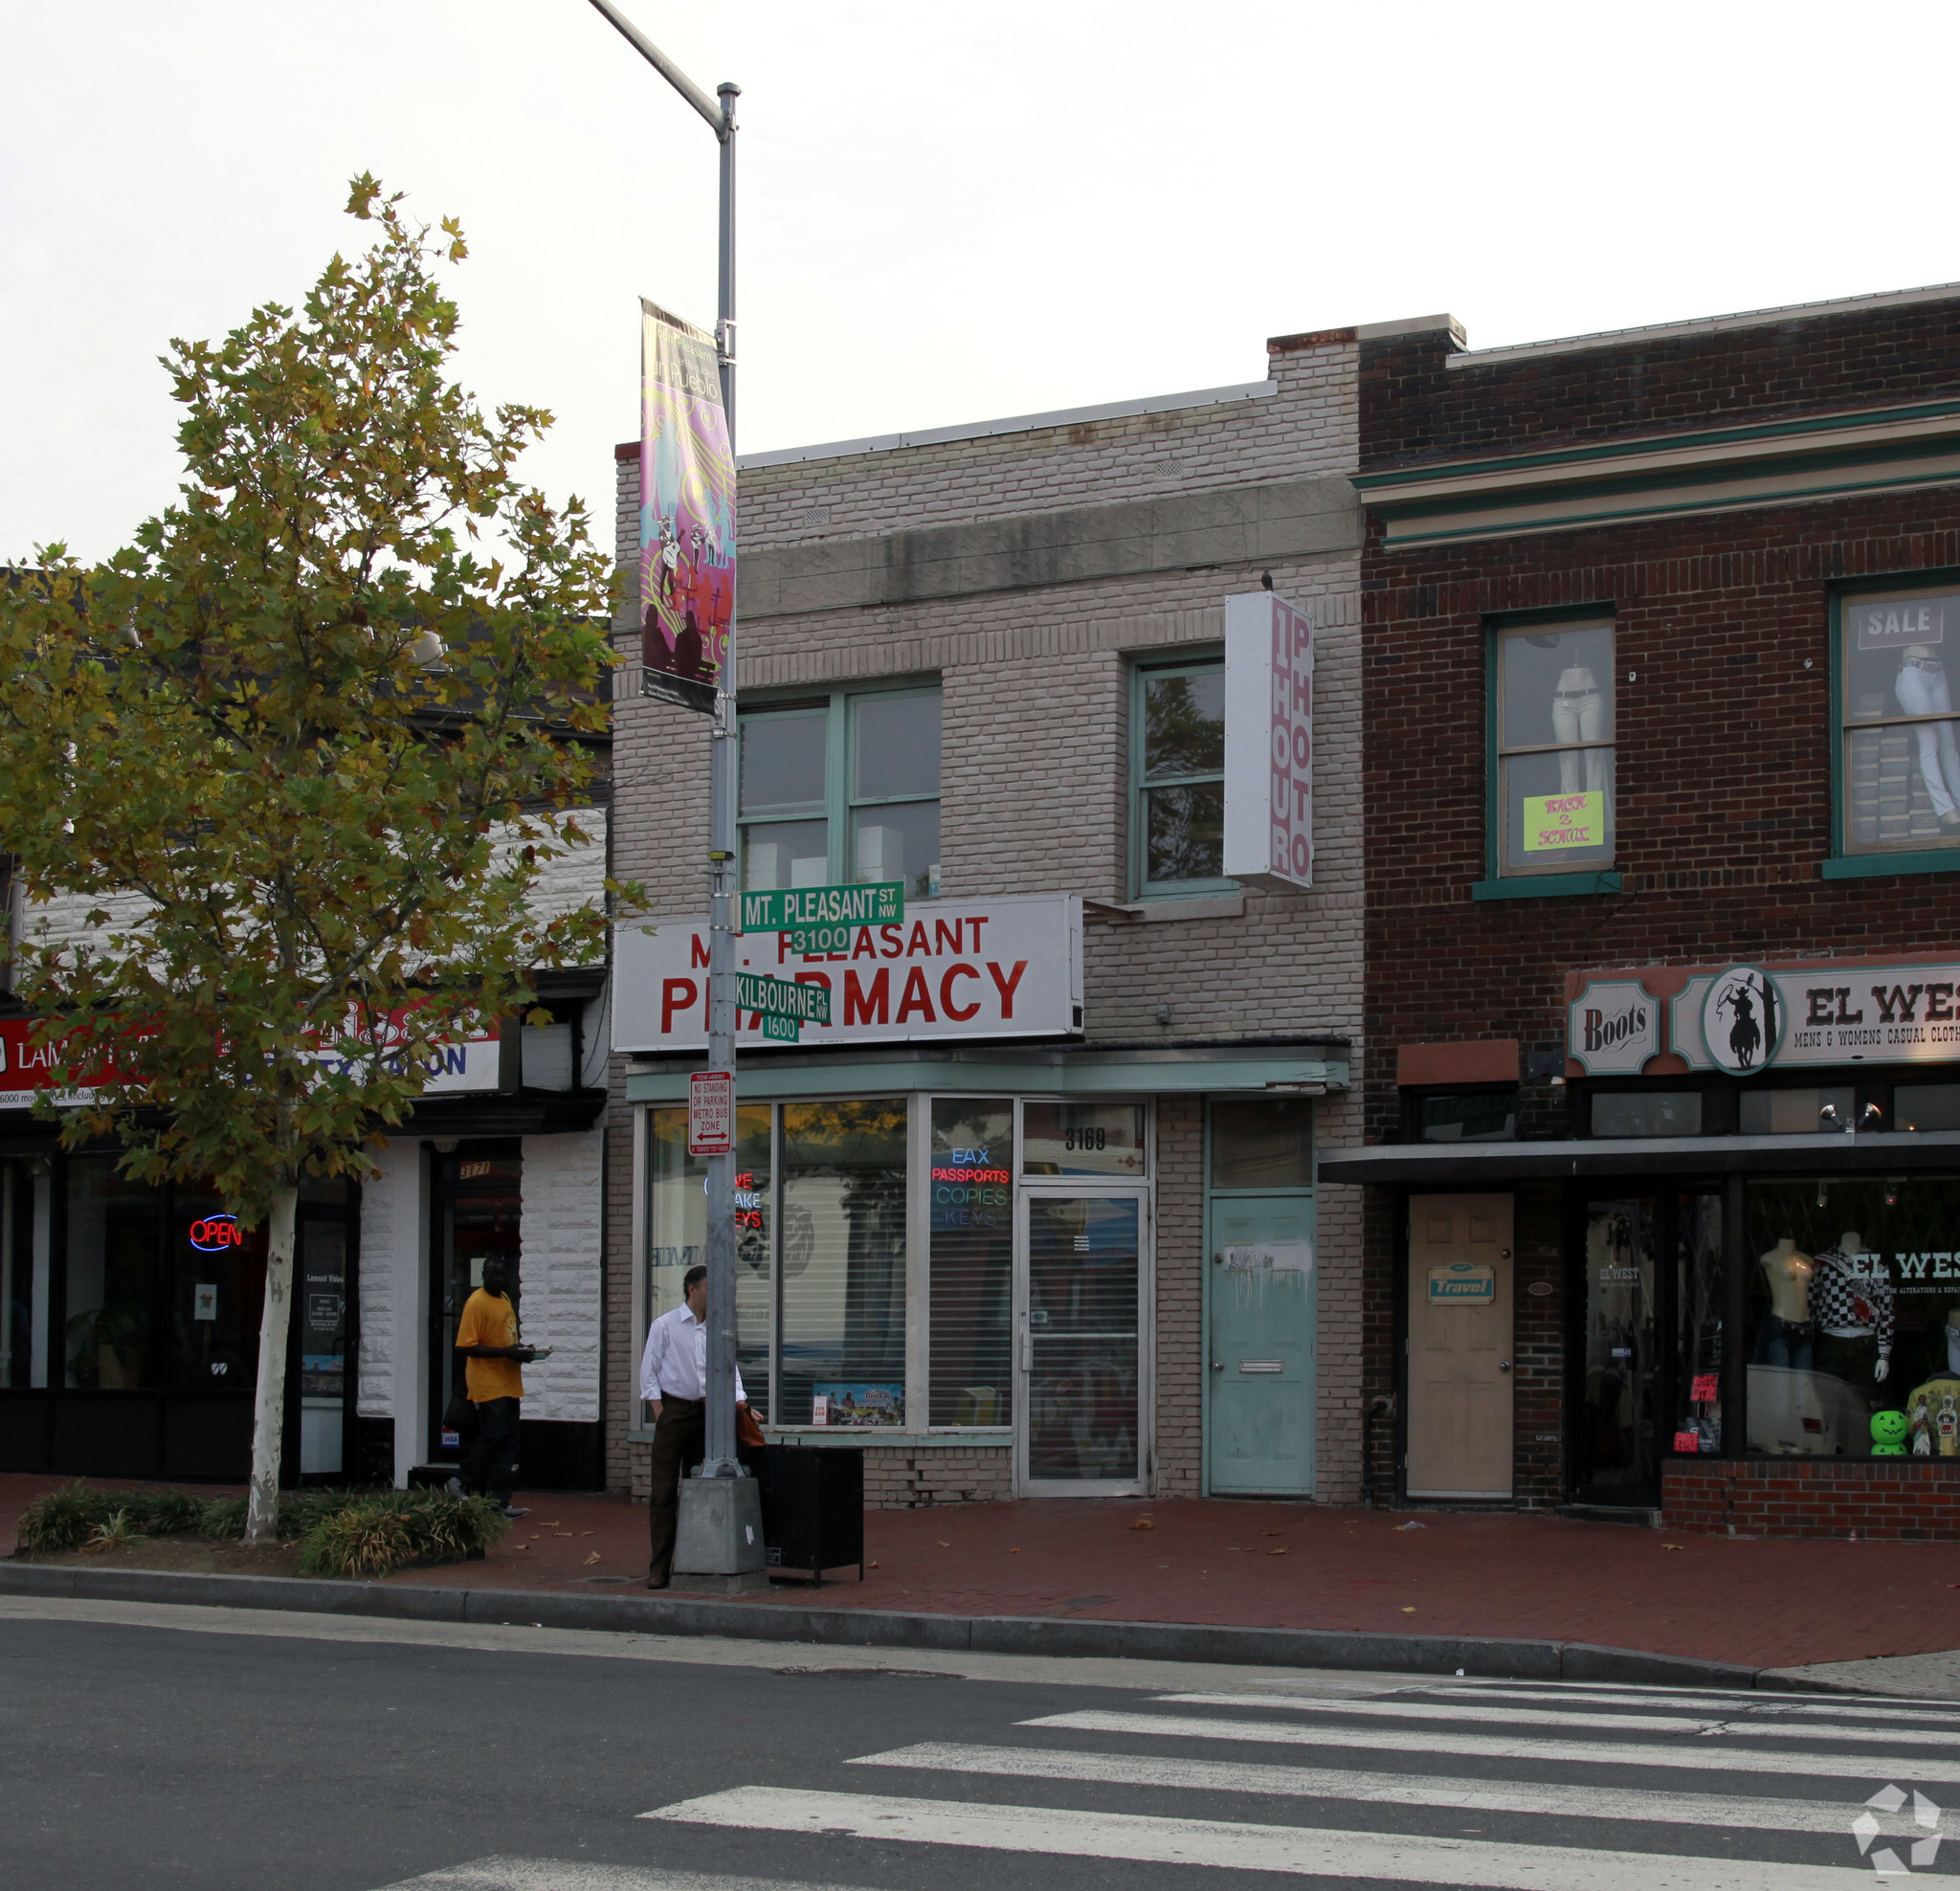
[461,1395,521,1504]
[646,1394,704,1585]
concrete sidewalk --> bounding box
[9,1473,1960,1675]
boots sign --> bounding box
[1567,952,1960,1075]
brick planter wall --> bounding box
[629,1437,1010,1510]
[1664,1457,1960,1539]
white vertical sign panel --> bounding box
[1222,590,1314,891]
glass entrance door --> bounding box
[1014,1189,1148,1496]
[430,1149,523,1463]
[1576,1195,1661,1502]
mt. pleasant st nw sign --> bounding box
[613,894,1083,1054]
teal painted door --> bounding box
[1205,1194,1316,1495]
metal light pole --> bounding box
[589,5,755,1557]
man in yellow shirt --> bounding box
[455,1256,535,1520]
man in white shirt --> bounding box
[639,1263,749,1589]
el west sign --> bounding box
[613,894,1083,1053]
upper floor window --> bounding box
[739,684,941,898]
[1838,585,1960,857]
[1132,656,1231,897]
[1493,620,1615,878]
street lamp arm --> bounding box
[585,0,732,137]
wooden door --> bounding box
[1406,1193,1514,1498]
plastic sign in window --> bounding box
[1522,790,1604,853]
[1428,1261,1496,1303]
[189,1213,244,1252]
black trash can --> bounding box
[754,1443,864,1585]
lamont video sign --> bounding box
[614,894,1084,1054]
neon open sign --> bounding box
[189,1214,245,1252]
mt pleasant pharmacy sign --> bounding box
[613,894,1083,1054]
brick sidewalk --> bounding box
[8,1473,1959,1672]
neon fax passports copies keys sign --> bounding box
[612,894,1083,1053]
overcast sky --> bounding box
[6,0,1958,562]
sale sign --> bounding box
[1522,790,1604,852]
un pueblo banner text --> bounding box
[639,300,735,714]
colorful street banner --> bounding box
[640,300,734,714]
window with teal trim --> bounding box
[739,684,942,898]
[1494,621,1615,878]
[1838,585,1960,857]
[1132,655,1233,898]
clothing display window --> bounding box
[737,685,944,900]
[1133,656,1230,896]
[1578,1199,1660,1494]
[1494,621,1615,877]
[1743,1176,1960,1457]
[1839,585,1960,854]
[1673,1193,1724,1454]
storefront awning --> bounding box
[1318,1128,1960,1185]
[624,1040,1350,1105]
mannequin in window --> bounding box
[1812,1231,1894,1384]
[1895,646,1960,830]
[1752,1236,1815,1369]
[1553,664,1608,793]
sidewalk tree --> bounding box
[0,178,635,1538]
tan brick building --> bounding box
[605,316,1451,1512]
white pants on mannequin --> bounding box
[1894,657,1960,821]
[1553,687,1608,793]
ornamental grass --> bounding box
[14,1480,506,1577]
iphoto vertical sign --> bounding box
[1222,590,1314,891]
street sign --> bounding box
[687,1069,733,1155]
[760,1014,800,1041]
[740,881,903,939]
[737,972,832,1026]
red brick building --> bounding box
[1324,285,1960,1538]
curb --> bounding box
[0,1561,1774,1690]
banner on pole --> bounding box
[639,300,735,716]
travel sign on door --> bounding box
[1567,952,1960,1075]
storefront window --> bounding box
[1577,1198,1659,1496]
[1494,620,1615,877]
[1209,1100,1313,1189]
[0,1158,46,1389]
[63,1157,268,1392]
[1745,1177,1960,1457]
[1739,1086,1854,1135]
[928,1098,1013,1427]
[644,1105,772,1423]
[1895,1082,1960,1132]
[780,1099,907,1427]
[1023,1102,1147,1178]
[1838,585,1960,855]
[1592,1092,1703,1138]
[1418,1093,1516,1144]
[1674,1192,1724,1455]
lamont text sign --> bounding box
[614,894,1083,1053]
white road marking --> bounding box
[1417,1684,1960,1725]
[640,1786,1877,1888]
[1159,1691,1960,1747]
[374,1860,867,1891]
[850,1739,1868,1834]
[1026,1708,1960,1783]
[0,1594,1390,1697]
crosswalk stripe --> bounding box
[849,1739,1865,1835]
[1158,1691,1960,1748]
[639,1786,1878,1888]
[1025,1707,1960,1782]
[1416,1685,1960,1725]
[373,1860,870,1891]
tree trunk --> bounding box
[244,1184,300,1543]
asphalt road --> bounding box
[1,1597,1954,1889]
